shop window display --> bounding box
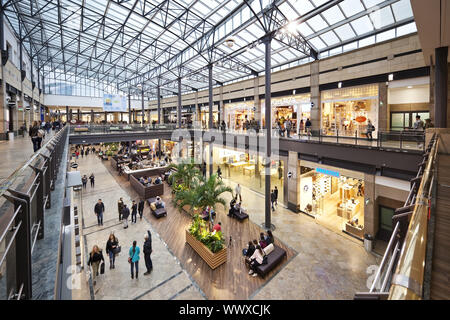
[300,165,365,239]
[321,85,378,137]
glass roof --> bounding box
[3,0,416,97]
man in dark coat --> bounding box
[94,199,105,226]
[138,199,145,220]
[143,230,153,275]
[274,186,279,206]
[121,204,130,229]
[118,198,124,221]
[270,190,276,212]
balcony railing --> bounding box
[354,133,438,300]
[0,125,68,300]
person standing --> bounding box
[305,118,312,136]
[87,245,104,286]
[235,184,242,202]
[138,199,145,220]
[285,117,292,138]
[129,240,140,279]
[299,119,304,137]
[270,190,276,211]
[105,233,119,269]
[81,148,85,158]
[202,161,207,177]
[82,175,88,189]
[118,198,124,221]
[122,204,130,229]
[94,199,105,226]
[131,200,137,224]
[274,186,278,206]
[143,231,153,275]
[413,115,424,130]
[89,173,95,187]
[366,120,375,141]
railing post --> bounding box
[400,131,403,150]
[29,166,44,240]
[336,128,339,144]
[355,130,358,145]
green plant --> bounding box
[188,214,224,253]
[168,159,200,190]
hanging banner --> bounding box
[103,94,127,112]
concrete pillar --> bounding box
[77,109,81,121]
[141,88,144,126]
[195,90,200,123]
[157,86,161,124]
[287,151,300,212]
[434,47,448,128]
[91,109,94,123]
[219,85,224,125]
[378,82,388,133]
[263,35,272,230]
[310,60,321,132]
[128,93,131,124]
[363,173,376,238]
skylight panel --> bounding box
[339,0,365,17]
[358,35,375,47]
[351,15,374,35]
[322,6,345,25]
[334,23,356,41]
[278,2,299,21]
[376,29,396,42]
[391,0,414,21]
[297,23,314,37]
[192,1,212,16]
[311,0,329,6]
[309,36,327,50]
[307,15,329,32]
[370,6,394,29]
[292,0,315,15]
[362,0,384,8]
[320,31,340,46]
[396,21,417,36]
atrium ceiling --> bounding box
[3,0,416,98]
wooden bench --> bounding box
[255,245,287,278]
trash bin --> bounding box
[8,132,14,141]
[364,233,373,252]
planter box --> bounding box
[185,230,227,269]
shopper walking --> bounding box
[105,233,119,269]
[366,120,375,141]
[81,148,85,158]
[118,198,124,221]
[305,118,312,136]
[235,184,242,202]
[129,240,140,279]
[299,119,304,137]
[131,200,137,224]
[89,173,95,187]
[87,245,104,286]
[285,117,292,138]
[122,204,130,229]
[94,199,105,226]
[82,175,88,189]
[29,121,41,152]
[274,186,278,206]
[143,230,153,275]
[138,199,145,220]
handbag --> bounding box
[242,248,248,256]
[100,262,105,274]
[262,255,268,265]
[113,246,121,255]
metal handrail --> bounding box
[388,134,439,300]
[0,125,69,198]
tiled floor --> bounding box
[73,150,379,300]
[73,152,205,300]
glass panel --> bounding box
[391,113,404,129]
[339,0,365,17]
[351,16,374,35]
[322,6,345,25]
[370,6,395,29]
[404,113,411,128]
[334,23,357,41]
[391,0,414,21]
[380,207,394,231]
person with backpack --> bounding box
[89,173,95,187]
[129,240,140,279]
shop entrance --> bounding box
[299,162,365,239]
[378,206,395,241]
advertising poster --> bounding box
[103,94,127,112]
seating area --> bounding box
[255,245,287,278]
[147,196,167,219]
[228,199,249,221]
[129,173,164,199]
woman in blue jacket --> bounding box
[129,240,140,279]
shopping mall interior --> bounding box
[0,0,448,307]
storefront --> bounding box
[223,101,255,131]
[321,84,378,137]
[299,160,365,239]
[199,104,219,128]
[211,146,285,204]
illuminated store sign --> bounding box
[315,167,340,177]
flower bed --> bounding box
[185,230,227,269]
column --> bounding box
[378,82,388,133]
[128,93,131,124]
[310,60,321,132]
[254,75,261,127]
[195,90,200,123]
[208,64,214,176]
[363,173,376,238]
[177,77,181,128]
[434,46,448,128]
[287,151,300,212]
[77,109,81,121]
[66,106,69,123]
[141,87,144,126]
[219,84,224,125]
[104,111,107,123]
[0,2,7,139]
[91,109,94,123]
[157,86,161,124]
[263,35,272,230]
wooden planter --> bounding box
[185,230,227,269]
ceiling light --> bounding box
[224,38,235,48]
[338,82,342,88]
[407,86,413,88]
[388,73,393,81]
